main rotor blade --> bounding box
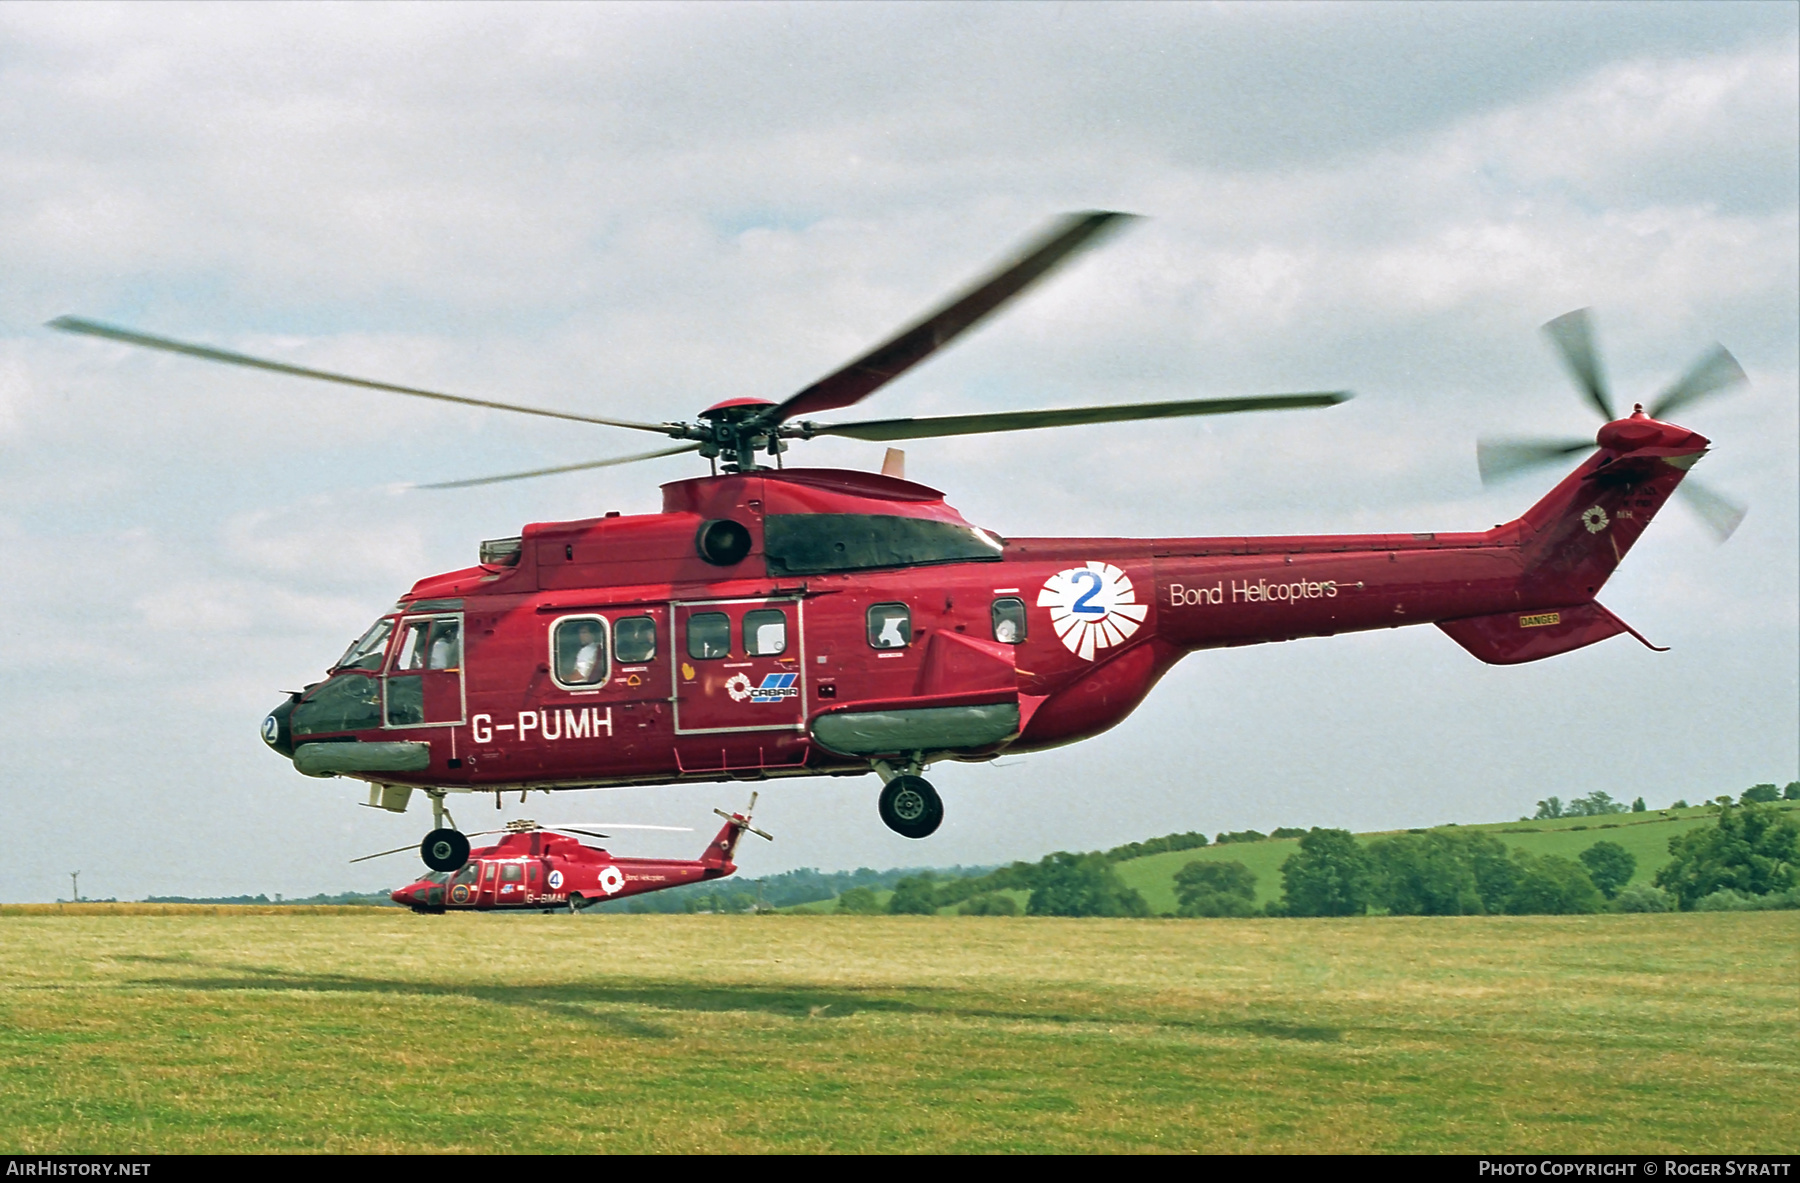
[1476,436,1594,485]
[416,443,701,489]
[1677,477,1747,542]
[767,211,1137,424]
[48,316,671,433]
[1649,345,1747,421]
[348,843,422,864]
[1542,308,1615,421]
[810,391,1350,442]
[548,824,693,832]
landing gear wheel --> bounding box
[879,775,943,839]
[421,828,470,872]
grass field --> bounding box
[1,907,1794,1152]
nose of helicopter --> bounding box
[260,694,298,758]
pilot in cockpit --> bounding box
[427,621,461,671]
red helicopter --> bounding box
[366,798,771,914]
[51,212,1748,866]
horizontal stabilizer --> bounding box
[1437,602,1663,666]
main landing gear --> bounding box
[875,761,943,839]
[421,789,470,872]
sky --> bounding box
[0,1,1794,901]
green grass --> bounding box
[0,907,1794,1152]
[1113,803,1798,913]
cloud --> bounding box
[0,5,1790,899]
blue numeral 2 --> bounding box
[1069,570,1105,615]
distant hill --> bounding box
[1111,806,1742,913]
[782,797,1800,915]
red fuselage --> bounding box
[271,412,1707,797]
[392,825,740,912]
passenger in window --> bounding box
[992,597,1027,644]
[688,612,732,659]
[614,617,656,663]
[868,604,911,649]
[572,622,605,683]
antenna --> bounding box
[70,870,80,902]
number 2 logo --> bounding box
[1039,563,1149,661]
[1068,569,1105,615]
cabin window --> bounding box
[551,616,609,688]
[334,618,394,672]
[292,673,382,736]
[764,514,1005,576]
[991,597,1027,643]
[500,863,523,883]
[614,616,657,663]
[687,612,732,659]
[744,609,788,656]
[450,863,480,887]
[867,603,912,649]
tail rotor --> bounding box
[1477,308,1751,541]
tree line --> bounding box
[846,793,1800,918]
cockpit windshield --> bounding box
[334,618,394,672]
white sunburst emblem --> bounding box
[1582,505,1609,534]
[1039,562,1149,662]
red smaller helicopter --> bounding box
[368,797,771,914]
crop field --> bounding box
[1,907,1795,1153]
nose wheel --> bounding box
[878,774,943,839]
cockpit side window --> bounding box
[393,620,431,671]
[335,618,394,672]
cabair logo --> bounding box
[726,672,800,703]
[1040,562,1148,661]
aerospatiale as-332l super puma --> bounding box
[50,211,1749,871]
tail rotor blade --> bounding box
[1649,345,1748,421]
[1677,477,1747,542]
[1543,309,1615,421]
[1476,436,1594,485]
